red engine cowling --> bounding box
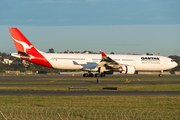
[119,65,135,74]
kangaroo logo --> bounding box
[13,38,33,52]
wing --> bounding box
[95,52,121,69]
[81,52,121,72]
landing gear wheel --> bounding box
[101,73,106,77]
[95,73,100,77]
[158,74,163,77]
[89,73,94,77]
[83,73,89,77]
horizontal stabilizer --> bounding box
[18,51,30,57]
[17,51,31,59]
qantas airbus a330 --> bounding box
[9,28,177,77]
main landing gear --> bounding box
[83,73,106,77]
[83,73,93,77]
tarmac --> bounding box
[0,74,179,96]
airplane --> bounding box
[9,28,178,77]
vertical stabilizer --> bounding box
[9,28,33,53]
[9,28,53,68]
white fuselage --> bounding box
[42,53,177,71]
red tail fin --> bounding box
[9,28,33,53]
[9,28,53,68]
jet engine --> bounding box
[119,65,135,74]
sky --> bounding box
[0,0,180,56]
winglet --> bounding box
[101,52,107,57]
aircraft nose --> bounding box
[175,62,178,67]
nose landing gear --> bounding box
[158,74,163,77]
[158,70,163,77]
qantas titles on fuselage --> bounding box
[141,57,160,64]
[9,28,178,77]
[141,57,160,61]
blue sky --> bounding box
[0,0,180,56]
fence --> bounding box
[0,106,179,120]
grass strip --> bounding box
[0,96,180,111]
[0,84,180,91]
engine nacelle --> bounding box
[119,65,135,74]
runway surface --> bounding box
[1,74,180,81]
[0,91,180,96]
[0,74,179,96]
[0,74,180,86]
[1,80,180,86]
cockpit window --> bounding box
[171,60,175,62]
